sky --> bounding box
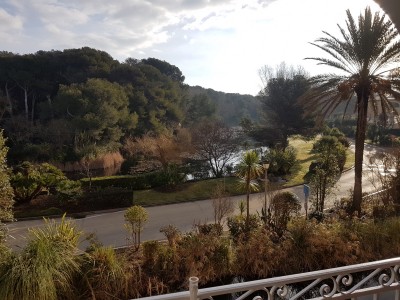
[0,0,384,95]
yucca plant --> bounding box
[303,7,400,214]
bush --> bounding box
[176,233,233,284]
[227,214,260,240]
[81,165,186,191]
[153,164,186,191]
[265,146,297,176]
[80,172,163,190]
[268,191,301,236]
[79,187,132,210]
[234,228,279,279]
[196,224,223,236]
[80,246,129,300]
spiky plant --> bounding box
[303,7,400,214]
[236,150,264,227]
[0,216,81,300]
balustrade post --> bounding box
[189,277,199,300]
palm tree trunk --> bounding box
[246,170,250,227]
[352,95,369,215]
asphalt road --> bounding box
[6,143,385,250]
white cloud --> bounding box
[0,7,23,43]
[0,0,388,94]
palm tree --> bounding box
[236,150,264,226]
[303,7,400,214]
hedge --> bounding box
[80,172,163,190]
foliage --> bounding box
[81,173,167,190]
[227,214,260,240]
[184,93,216,126]
[267,191,301,236]
[211,183,234,225]
[309,135,344,213]
[302,7,400,214]
[234,228,279,279]
[281,218,362,274]
[192,120,239,178]
[265,146,297,176]
[312,135,347,171]
[188,85,260,126]
[124,205,148,249]
[0,48,187,163]
[236,150,264,226]
[0,130,13,243]
[175,233,233,284]
[11,162,81,205]
[366,148,400,209]
[257,63,316,147]
[160,225,181,247]
[125,130,192,173]
[154,163,186,191]
[80,246,129,300]
[76,187,133,211]
[0,216,81,300]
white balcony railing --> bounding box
[137,257,400,300]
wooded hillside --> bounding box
[0,47,258,165]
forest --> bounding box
[0,47,258,169]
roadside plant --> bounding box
[160,224,181,247]
[81,246,129,300]
[0,130,14,244]
[0,216,81,300]
[211,183,234,225]
[124,205,148,249]
[268,191,301,236]
[236,150,264,228]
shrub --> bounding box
[153,164,186,191]
[265,146,297,176]
[79,187,132,210]
[234,228,279,279]
[268,191,301,236]
[280,218,361,274]
[0,217,81,300]
[80,246,129,300]
[160,225,181,247]
[196,223,223,236]
[124,205,148,249]
[176,233,233,284]
[227,214,260,240]
[81,173,160,190]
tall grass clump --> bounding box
[0,216,81,300]
[234,228,280,279]
[80,246,130,300]
[281,218,361,274]
[351,217,400,259]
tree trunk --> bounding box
[246,168,251,228]
[4,82,13,118]
[23,87,29,120]
[352,95,369,215]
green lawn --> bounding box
[283,137,355,186]
[133,177,242,206]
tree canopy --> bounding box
[257,63,315,148]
